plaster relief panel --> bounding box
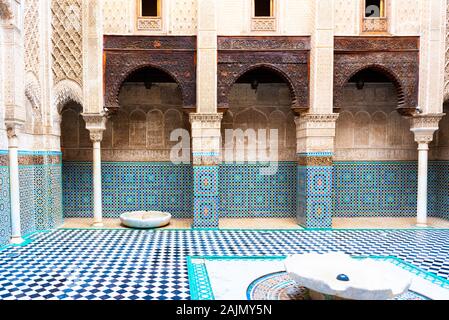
[51,0,83,86]
[335,83,416,161]
[103,0,131,34]
[223,83,297,162]
[24,0,40,78]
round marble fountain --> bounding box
[120,211,171,229]
[284,252,412,300]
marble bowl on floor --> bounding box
[284,252,412,300]
[120,211,171,229]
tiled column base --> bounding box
[297,153,333,229]
[192,166,219,229]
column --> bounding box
[190,114,222,229]
[410,114,444,227]
[296,114,339,229]
[82,113,107,227]
[6,125,24,244]
[191,0,221,228]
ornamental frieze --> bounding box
[218,36,311,51]
[297,156,333,167]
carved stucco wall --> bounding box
[170,0,197,34]
[61,83,190,161]
[335,83,416,161]
[392,0,421,35]
[334,0,421,36]
[102,0,197,35]
[217,0,312,35]
[445,0,449,101]
[51,0,83,87]
[334,0,359,35]
[103,0,131,34]
[432,105,449,160]
[24,0,40,79]
[222,84,297,162]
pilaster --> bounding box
[196,0,217,114]
[190,113,222,229]
[82,0,104,114]
[295,113,338,229]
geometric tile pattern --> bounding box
[430,162,449,221]
[2,228,449,300]
[0,158,11,246]
[334,162,418,217]
[19,153,63,237]
[62,162,193,219]
[193,166,219,228]
[186,257,214,300]
[297,155,333,229]
[219,163,296,218]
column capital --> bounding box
[295,113,340,127]
[81,112,107,143]
[410,113,445,144]
[189,113,223,165]
[295,113,339,155]
[5,121,24,146]
[0,1,12,21]
[189,113,223,126]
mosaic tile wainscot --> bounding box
[62,162,193,218]
[219,162,297,218]
[333,161,446,219]
[18,151,63,237]
[0,151,11,246]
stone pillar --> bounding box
[6,124,24,244]
[82,113,107,227]
[410,114,444,226]
[296,114,339,229]
[190,113,222,229]
[196,0,217,114]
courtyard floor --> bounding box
[0,228,449,300]
[61,217,449,230]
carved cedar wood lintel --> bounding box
[104,36,196,112]
[334,36,420,117]
[217,36,311,111]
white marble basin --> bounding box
[284,252,412,300]
[120,211,171,229]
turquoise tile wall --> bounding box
[62,162,193,218]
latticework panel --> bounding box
[51,0,83,86]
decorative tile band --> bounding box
[0,155,7,166]
[298,156,333,166]
[63,162,193,218]
[18,155,61,165]
[297,152,333,157]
